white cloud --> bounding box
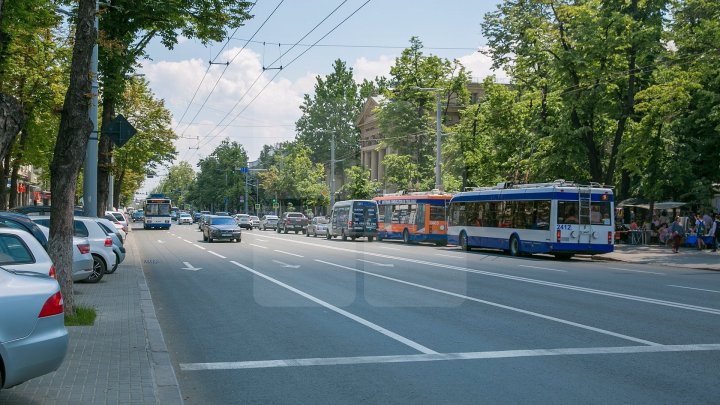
[458,49,510,83]
[352,55,395,82]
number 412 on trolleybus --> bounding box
[374,192,453,245]
[143,194,172,230]
[447,180,614,259]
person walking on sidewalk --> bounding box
[712,214,720,252]
[670,216,685,253]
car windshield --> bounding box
[211,218,236,225]
[315,217,328,224]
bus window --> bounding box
[416,204,425,230]
[558,201,579,224]
[591,202,611,225]
[430,206,446,221]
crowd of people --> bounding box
[617,210,720,254]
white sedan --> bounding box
[178,213,193,225]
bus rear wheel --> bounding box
[509,236,520,257]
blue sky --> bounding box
[137,0,503,195]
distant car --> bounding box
[214,211,230,216]
[95,217,126,243]
[260,215,278,231]
[235,214,252,230]
[0,268,68,389]
[306,216,329,238]
[194,211,210,224]
[178,213,193,225]
[104,213,127,236]
[198,214,213,231]
[250,216,260,229]
[203,216,241,243]
[106,211,130,234]
[277,212,308,234]
[11,205,83,216]
[132,211,144,222]
[35,225,94,282]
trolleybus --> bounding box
[143,194,172,230]
[447,180,614,258]
[374,192,452,245]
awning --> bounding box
[617,200,686,210]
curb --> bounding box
[128,236,184,404]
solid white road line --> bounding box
[208,251,227,259]
[377,246,400,251]
[249,244,267,249]
[180,343,720,371]
[435,254,463,259]
[609,267,665,275]
[357,259,394,267]
[316,260,660,346]
[252,234,720,316]
[274,250,304,258]
[668,285,720,294]
[228,261,437,355]
[518,265,568,273]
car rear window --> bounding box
[0,234,34,265]
[111,213,125,222]
[97,222,114,235]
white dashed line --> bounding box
[274,250,304,258]
[183,240,193,244]
[250,244,267,249]
[208,251,227,259]
[668,285,720,294]
[377,246,400,251]
[518,264,567,273]
[193,244,206,250]
[435,254,463,259]
[609,267,665,275]
[229,261,437,354]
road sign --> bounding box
[239,167,249,173]
[272,203,279,209]
[255,204,260,210]
[104,114,137,147]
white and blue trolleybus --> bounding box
[143,194,172,230]
[448,180,614,259]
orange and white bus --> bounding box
[374,192,452,245]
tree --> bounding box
[157,162,195,207]
[95,0,254,215]
[48,0,97,317]
[382,154,425,192]
[340,165,380,200]
[295,59,364,167]
[187,139,248,212]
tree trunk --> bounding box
[8,125,28,208]
[0,152,10,209]
[97,96,115,216]
[49,0,96,317]
[113,169,124,208]
[0,94,24,170]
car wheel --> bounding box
[86,255,106,283]
[106,252,120,274]
[509,235,520,257]
[459,231,471,251]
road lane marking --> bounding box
[609,267,665,275]
[228,261,437,354]
[518,265,567,273]
[157,240,165,244]
[668,285,720,294]
[358,259,394,267]
[208,251,227,259]
[274,250,304,258]
[181,262,202,271]
[180,343,720,371]
[435,254,463,259]
[377,246,400,251]
[193,244,206,250]
[256,239,268,242]
[249,244,267,249]
[183,240,193,244]
[250,234,720,316]
[272,260,300,269]
[316,260,660,346]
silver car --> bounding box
[106,211,130,234]
[260,215,278,231]
[96,217,126,243]
[36,225,94,282]
[306,216,329,238]
[93,219,126,274]
[250,216,260,229]
[0,228,56,279]
[0,268,68,389]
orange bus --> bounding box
[374,192,452,245]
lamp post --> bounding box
[413,87,443,191]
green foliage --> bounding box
[187,139,248,211]
[341,166,380,200]
[382,154,431,192]
[157,162,196,206]
[258,143,328,211]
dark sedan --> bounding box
[203,216,241,243]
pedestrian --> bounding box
[670,216,685,253]
[695,213,706,250]
[713,214,720,252]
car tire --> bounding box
[106,252,120,274]
[86,255,106,283]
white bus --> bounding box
[447,180,614,259]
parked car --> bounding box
[11,205,83,216]
[260,215,278,231]
[0,228,56,279]
[93,219,126,274]
[31,216,115,283]
[277,212,308,234]
[0,268,68,389]
[234,214,253,230]
[250,215,260,229]
[35,225,94,282]
[132,211,145,222]
[306,216,329,238]
[0,212,50,250]
[95,217,126,244]
[106,211,130,234]
[327,200,378,241]
[104,213,127,237]
[203,216,241,243]
[178,212,193,225]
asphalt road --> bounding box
[134,221,720,404]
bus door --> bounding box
[416,203,426,234]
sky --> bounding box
[136,0,504,196]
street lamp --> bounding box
[413,87,443,191]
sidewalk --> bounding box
[592,243,720,271]
[0,236,182,404]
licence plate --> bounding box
[222,233,232,236]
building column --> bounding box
[378,148,385,180]
[370,150,377,181]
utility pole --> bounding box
[330,132,336,207]
[434,90,442,191]
[244,172,248,214]
[82,0,99,217]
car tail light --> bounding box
[104,237,113,247]
[48,264,57,279]
[608,231,612,244]
[77,243,91,254]
[348,220,353,227]
[39,291,64,318]
[556,230,561,243]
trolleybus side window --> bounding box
[429,205,446,221]
[557,201,579,224]
[591,201,612,225]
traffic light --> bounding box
[272,198,276,204]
